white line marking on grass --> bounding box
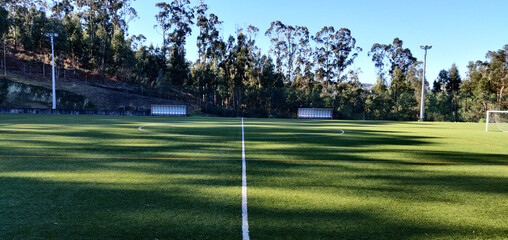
[242,118,250,240]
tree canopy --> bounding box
[0,0,506,120]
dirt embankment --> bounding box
[1,54,199,112]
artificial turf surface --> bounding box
[0,114,506,239]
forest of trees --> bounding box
[0,0,507,121]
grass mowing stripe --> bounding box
[1,115,506,239]
[242,118,250,240]
[138,125,241,139]
[0,155,239,161]
[247,159,508,165]
[139,124,345,139]
[0,155,506,165]
[1,155,507,165]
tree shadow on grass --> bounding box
[0,174,242,240]
[1,115,507,239]
[245,160,508,239]
[0,164,505,239]
[247,206,468,240]
[243,125,507,164]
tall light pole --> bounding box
[46,33,58,110]
[420,45,431,122]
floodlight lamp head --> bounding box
[420,45,432,50]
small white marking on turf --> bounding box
[242,118,250,240]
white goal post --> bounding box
[486,110,508,132]
[298,108,333,119]
[151,105,187,116]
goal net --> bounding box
[151,105,187,116]
[298,108,333,119]
[486,110,508,132]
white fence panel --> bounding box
[298,108,332,119]
[151,105,187,116]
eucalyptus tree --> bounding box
[231,29,252,116]
[17,6,48,75]
[389,66,407,95]
[50,0,74,19]
[459,46,507,112]
[265,21,309,83]
[62,14,84,70]
[264,22,285,75]
[313,27,361,88]
[485,46,508,106]
[369,38,417,84]
[155,0,195,54]
[194,1,224,104]
[72,0,136,78]
[218,27,260,116]
[3,0,47,52]
[195,1,222,64]
[45,16,69,78]
[134,44,166,87]
[293,28,313,88]
[155,0,192,57]
[156,0,194,86]
[0,6,9,76]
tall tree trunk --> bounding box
[42,57,45,77]
[213,87,216,105]
[3,38,6,77]
[237,87,241,117]
[101,41,106,80]
[231,87,235,116]
[500,84,505,106]
[13,27,17,52]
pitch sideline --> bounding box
[241,118,249,240]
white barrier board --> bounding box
[298,108,333,119]
[151,105,187,116]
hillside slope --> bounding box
[1,55,198,112]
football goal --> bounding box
[486,110,508,132]
[298,108,333,119]
[151,105,187,116]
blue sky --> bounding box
[128,0,508,84]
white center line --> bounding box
[241,118,250,240]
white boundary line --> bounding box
[139,119,346,240]
[241,118,250,240]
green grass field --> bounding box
[0,114,507,239]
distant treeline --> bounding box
[0,0,506,120]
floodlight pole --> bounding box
[420,45,432,122]
[46,33,58,110]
